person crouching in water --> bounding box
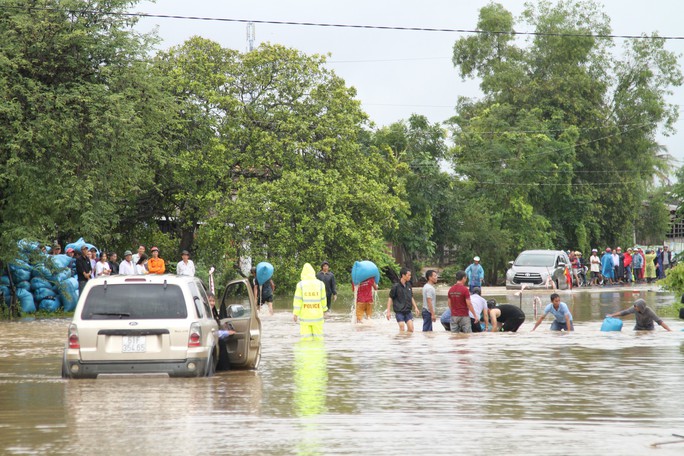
[293,263,328,341]
[606,298,671,331]
[487,299,526,332]
[469,287,490,332]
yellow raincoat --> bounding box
[293,263,328,340]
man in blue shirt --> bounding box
[531,293,574,331]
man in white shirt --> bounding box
[119,250,136,275]
[589,248,601,286]
[469,287,490,332]
[131,245,145,265]
[421,270,438,331]
[176,250,195,277]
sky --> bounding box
[132,0,684,169]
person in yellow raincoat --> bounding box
[293,263,328,340]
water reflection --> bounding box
[293,340,327,455]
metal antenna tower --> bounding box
[246,22,255,52]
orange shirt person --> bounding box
[147,247,166,274]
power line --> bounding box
[5,5,684,41]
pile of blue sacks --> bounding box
[0,238,96,314]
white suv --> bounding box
[505,249,572,290]
[62,274,258,378]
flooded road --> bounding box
[0,289,683,455]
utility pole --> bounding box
[246,22,255,52]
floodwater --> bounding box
[1,288,683,455]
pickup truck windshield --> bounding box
[81,284,188,320]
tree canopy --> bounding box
[0,0,680,289]
[448,0,681,267]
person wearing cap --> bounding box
[316,261,337,312]
[176,250,195,277]
[65,247,75,258]
[601,247,614,286]
[465,256,485,293]
[147,247,165,274]
[631,248,643,284]
[487,299,525,332]
[589,249,601,286]
[531,293,573,332]
[606,298,671,331]
[51,243,62,255]
[75,246,92,294]
[119,250,136,275]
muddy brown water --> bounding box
[0,289,683,455]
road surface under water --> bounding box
[0,288,683,455]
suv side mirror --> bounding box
[228,304,245,318]
[508,261,514,266]
[557,262,566,268]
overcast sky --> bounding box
[133,0,684,168]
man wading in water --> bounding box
[385,268,419,332]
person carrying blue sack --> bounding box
[606,298,671,331]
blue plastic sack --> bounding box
[9,262,31,283]
[351,260,380,286]
[51,254,72,270]
[30,277,52,291]
[64,237,85,253]
[58,277,79,312]
[600,317,623,332]
[0,276,9,286]
[16,288,36,313]
[55,269,72,281]
[256,262,274,284]
[34,287,57,302]
[64,238,98,256]
[38,297,60,312]
[15,280,30,290]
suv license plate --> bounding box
[122,336,146,353]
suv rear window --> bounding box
[81,284,188,320]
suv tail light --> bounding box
[68,324,80,349]
[188,322,201,347]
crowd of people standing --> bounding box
[578,245,674,287]
[58,243,196,293]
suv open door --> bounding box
[218,278,261,369]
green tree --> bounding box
[154,39,402,288]
[449,0,681,274]
[370,115,448,272]
[0,0,167,256]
